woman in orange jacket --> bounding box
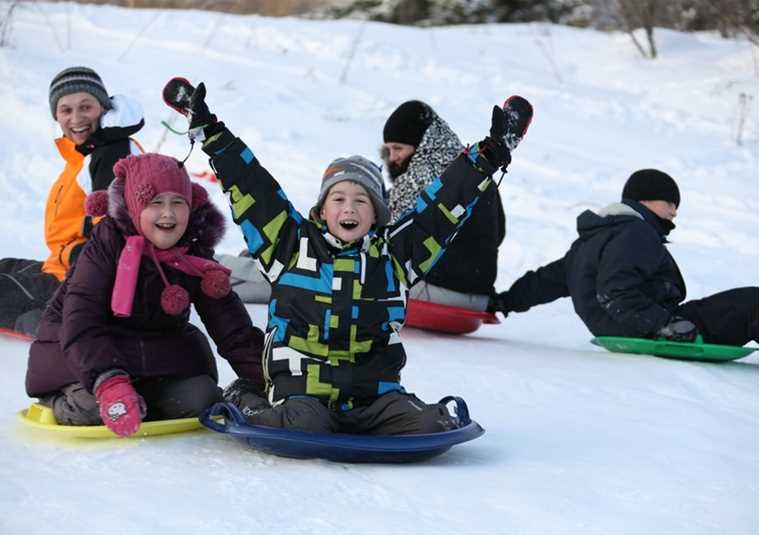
[0,66,143,338]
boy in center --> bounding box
[169,82,529,435]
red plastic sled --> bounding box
[405,299,500,335]
[0,327,33,342]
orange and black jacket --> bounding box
[43,95,144,280]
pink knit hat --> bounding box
[114,153,194,234]
[86,153,228,317]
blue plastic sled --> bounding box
[199,397,485,463]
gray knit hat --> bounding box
[49,66,111,118]
[312,155,390,227]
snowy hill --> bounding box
[1,3,758,534]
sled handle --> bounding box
[200,401,248,432]
[438,396,472,427]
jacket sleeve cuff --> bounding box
[92,368,129,393]
[201,123,235,155]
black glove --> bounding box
[494,96,533,152]
[656,316,699,343]
[222,378,269,417]
[187,82,221,141]
[476,106,512,170]
[486,291,510,318]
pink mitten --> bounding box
[94,374,147,437]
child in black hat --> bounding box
[381,99,510,312]
[489,169,759,347]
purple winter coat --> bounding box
[26,193,264,397]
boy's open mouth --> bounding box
[339,220,358,230]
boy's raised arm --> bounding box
[165,80,304,280]
[390,96,532,284]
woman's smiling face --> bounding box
[55,92,104,145]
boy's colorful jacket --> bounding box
[26,181,264,397]
[203,127,498,409]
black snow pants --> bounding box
[0,258,60,336]
[225,381,457,435]
[677,287,759,346]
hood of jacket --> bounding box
[75,94,145,156]
[577,200,668,241]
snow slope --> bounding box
[1,3,758,534]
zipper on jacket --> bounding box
[139,338,147,372]
[52,183,65,218]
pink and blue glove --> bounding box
[95,374,147,437]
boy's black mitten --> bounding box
[477,106,512,170]
[188,82,223,141]
[656,316,699,343]
[478,96,533,172]
[223,377,269,412]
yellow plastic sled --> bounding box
[17,403,207,439]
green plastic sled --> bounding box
[591,336,759,362]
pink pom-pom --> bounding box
[85,190,109,217]
[160,284,189,315]
[113,156,133,180]
[201,270,231,299]
[191,183,208,210]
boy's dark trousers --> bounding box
[41,375,222,425]
[232,390,457,435]
[677,287,759,346]
[0,258,60,336]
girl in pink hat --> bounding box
[25,153,265,437]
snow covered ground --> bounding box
[1,3,758,534]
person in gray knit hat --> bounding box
[0,66,143,340]
[311,155,390,228]
[48,66,111,118]
[166,80,523,435]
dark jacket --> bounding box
[26,194,264,397]
[204,127,499,409]
[502,200,685,337]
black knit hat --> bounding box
[621,169,680,208]
[49,66,111,118]
[383,100,434,147]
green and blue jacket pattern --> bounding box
[202,127,498,410]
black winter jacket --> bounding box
[503,200,686,337]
